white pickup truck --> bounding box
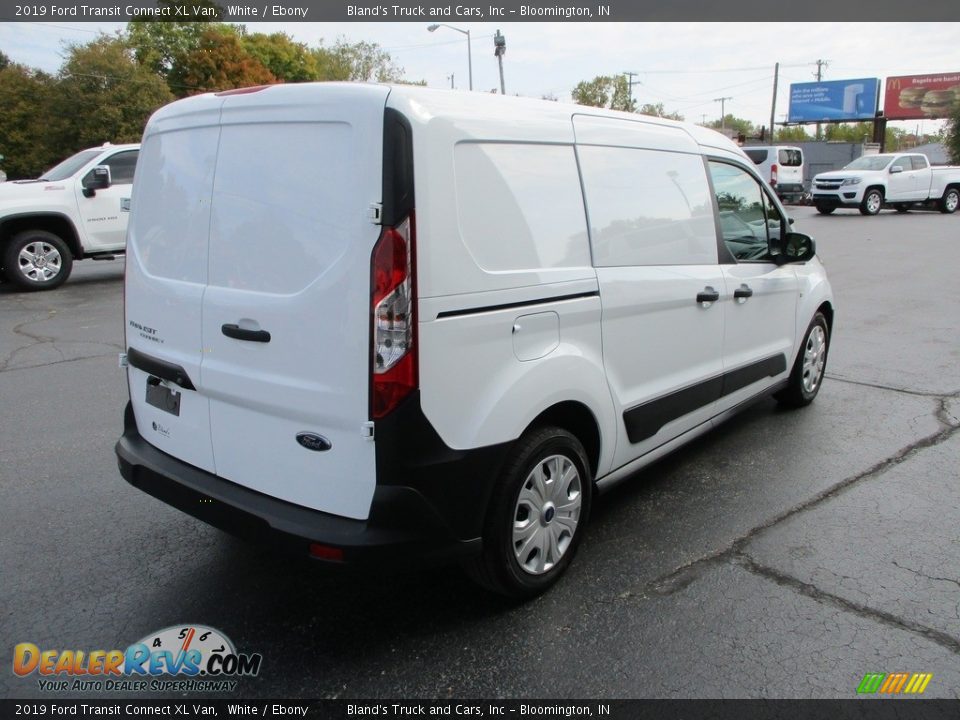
[0,143,139,290]
[812,153,960,216]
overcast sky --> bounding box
[1,21,957,133]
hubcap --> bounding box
[802,325,827,394]
[512,454,582,575]
[866,193,881,214]
[17,241,62,283]
[947,191,959,212]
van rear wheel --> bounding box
[465,426,592,599]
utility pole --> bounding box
[769,62,779,145]
[494,30,506,95]
[814,58,829,140]
[447,73,454,89]
[624,71,640,110]
[714,97,732,130]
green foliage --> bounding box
[54,36,174,150]
[638,102,683,121]
[242,32,318,82]
[946,106,960,164]
[706,115,756,136]
[0,50,10,71]
[572,75,635,112]
[775,126,812,141]
[178,29,275,94]
[0,64,59,178]
[313,38,405,82]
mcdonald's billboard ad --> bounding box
[884,72,960,119]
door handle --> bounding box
[696,287,720,305]
[734,285,754,301]
[221,324,271,343]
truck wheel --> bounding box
[859,189,883,216]
[940,187,959,214]
[3,230,74,291]
[465,426,592,599]
[775,312,830,408]
[815,204,835,215]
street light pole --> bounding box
[428,23,473,91]
[494,30,506,95]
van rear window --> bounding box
[778,149,802,166]
[744,149,768,165]
[453,143,590,272]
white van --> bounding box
[116,84,834,598]
[744,145,805,204]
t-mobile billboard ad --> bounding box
[788,78,880,122]
[883,73,960,120]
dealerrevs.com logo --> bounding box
[13,625,262,693]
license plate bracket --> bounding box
[146,377,181,416]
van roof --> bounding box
[154,82,745,158]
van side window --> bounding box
[708,161,782,263]
[453,143,591,271]
[577,147,718,266]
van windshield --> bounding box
[844,156,893,171]
[40,149,101,181]
[744,149,768,164]
[778,149,802,166]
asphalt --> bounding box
[1,205,958,699]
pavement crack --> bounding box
[824,373,960,399]
[0,351,121,374]
[734,552,960,655]
[645,397,960,599]
[891,561,960,590]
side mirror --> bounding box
[890,165,903,174]
[82,165,111,197]
[781,232,816,263]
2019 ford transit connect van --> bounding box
[116,83,834,598]
[744,145,805,204]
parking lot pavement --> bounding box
[1,207,958,699]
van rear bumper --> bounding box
[115,403,482,567]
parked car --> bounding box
[744,145,805,204]
[812,153,960,215]
[116,84,834,598]
[0,143,139,290]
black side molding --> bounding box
[624,353,787,444]
[126,347,196,391]
[436,291,600,319]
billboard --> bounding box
[883,73,960,120]
[788,78,880,123]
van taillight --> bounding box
[371,214,416,419]
[770,164,778,186]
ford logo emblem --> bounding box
[296,433,332,452]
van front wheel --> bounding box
[466,426,592,599]
[775,312,830,408]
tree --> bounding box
[707,115,756,137]
[313,38,405,82]
[53,35,174,151]
[946,106,960,164]
[0,50,10,71]
[177,29,276,95]
[0,64,59,178]
[638,102,683,121]
[242,32,319,82]
[775,126,812,142]
[571,75,634,112]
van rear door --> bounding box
[200,85,389,520]
[125,95,223,473]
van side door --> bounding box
[574,117,726,469]
[707,160,798,411]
